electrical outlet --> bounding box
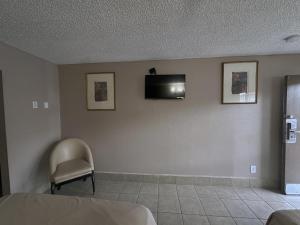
[250,165,256,174]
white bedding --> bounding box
[0,193,157,225]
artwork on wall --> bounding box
[86,73,115,110]
[222,61,258,104]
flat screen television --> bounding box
[145,74,185,99]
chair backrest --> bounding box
[49,138,94,176]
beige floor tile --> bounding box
[140,183,158,195]
[158,195,181,213]
[234,218,263,225]
[121,182,141,194]
[159,184,177,196]
[137,194,158,213]
[182,214,209,225]
[199,197,230,217]
[234,188,261,201]
[208,216,236,225]
[94,192,119,200]
[118,193,138,203]
[244,200,274,220]
[179,197,205,215]
[267,201,294,210]
[222,199,256,218]
[158,213,183,225]
[195,186,218,198]
[177,185,197,197]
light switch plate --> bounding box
[32,101,38,109]
[250,165,256,174]
[44,102,49,109]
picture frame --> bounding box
[86,73,115,110]
[222,61,258,104]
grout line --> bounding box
[136,182,142,203]
[233,189,262,214]
[176,185,182,215]
[136,182,142,201]
[63,180,284,223]
[221,198,261,220]
[241,198,270,220]
[175,185,183,225]
[217,197,235,221]
[157,184,160,223]
[155,183,158,215]
[220,188,261,221]
[194,186,208,217]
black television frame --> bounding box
[145,74,186,100]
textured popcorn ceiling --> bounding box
[0,0,300,64]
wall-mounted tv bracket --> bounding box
[149,68,157,75]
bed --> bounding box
[267,210,300,225]
[0,193,157,225]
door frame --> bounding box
[0,70,10,195]
[282,75,300,195]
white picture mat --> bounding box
[87,73,115,110]
[223,62,257,103]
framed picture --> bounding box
[222,61,258,104]
[86,73,115,110]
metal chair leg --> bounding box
[91,171,95,194]
[50,183,55,194]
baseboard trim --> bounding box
[94,171,279,188]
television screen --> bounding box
[145,74,185,99]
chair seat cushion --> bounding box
[52,159,92,184]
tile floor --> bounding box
[52,178,300,225]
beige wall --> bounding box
[0,42,61,193]
[59,55,300,185]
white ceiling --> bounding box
[0,0,300,64]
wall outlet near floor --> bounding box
[250,165,256,174]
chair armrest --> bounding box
[49,152,58,179]
[83,145,94,171]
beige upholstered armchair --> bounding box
[49,138,95,194]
